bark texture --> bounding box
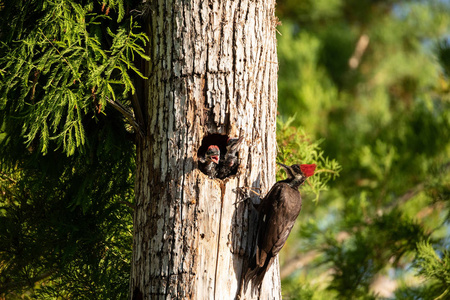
[130,0,279,298]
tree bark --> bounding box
[130,0,279,299]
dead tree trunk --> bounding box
[130,0,279,298]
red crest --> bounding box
[208,145,219,151]
[300,164,316,177]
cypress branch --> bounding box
[0,1,149,155]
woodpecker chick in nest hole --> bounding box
[218,136,244,179]
[199,145,221,178]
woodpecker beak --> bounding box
[277,162,294,179]
[235,136,244,145]
[228,136,244,150]
[276,162,289,169]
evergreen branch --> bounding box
[119,200,135,210]
[0,269,56,294]
[105,96,143,138]
[314,169,340,175]
[385,183,425,212]
[280,251,319,279]
[0,171,18,184]
[38,29,79,82]
[435,288,450,300]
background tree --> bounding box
[3,0,449,299]
[1,0,340,299]
[1,1,142,298]
[276,0,450,299]
[128,0,284,297]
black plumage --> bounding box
[242,163,315,294]
[199,145,220,178]
[217,137,243,179]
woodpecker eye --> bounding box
[292,165,302,174]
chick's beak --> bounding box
[211,155,219,164]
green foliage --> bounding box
[276,0,450,299]
[277,25,338,138]
[438,39,450,78]
[412,242,450,300]
[1,0,450,299]
[394,240,450,300]
[0,114,134,298]
[0,0,140,297]
[0,0,148,155]
[277,116,341,202]
[282,279,338,300]
[324,209,426,299]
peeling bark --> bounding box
[130,0,279,299]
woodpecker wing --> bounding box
[256,182,302,267]
[242,181,303,294]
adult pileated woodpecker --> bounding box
[217,137,244,179]
[242,162,316,294]
[198,145,220,178]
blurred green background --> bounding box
[276,0,450,299]
[1,0,450,299]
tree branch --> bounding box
[349,34,370,69]
[105,96,144,138]
[119,200,135,210]
[0,269,56,294]
[0,171,17,184]
[280,251,319,279]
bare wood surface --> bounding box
[130,0,279,298]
